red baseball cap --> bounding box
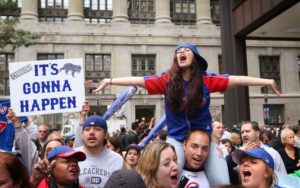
[48,145,86,161]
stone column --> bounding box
[112,0,129,22]
[68,0,84,21]
[196,0,212,24]
[20,0,38,20]
[155,0,172,24]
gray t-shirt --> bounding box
[75,146,123,188]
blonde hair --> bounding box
[280,128,294,144]
[265,164,278,187]
[136,141,176,188]
[230,132,241,144]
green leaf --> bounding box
[0,17,40,50]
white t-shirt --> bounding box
[180,169,210,188]
[75,146,123,188]
[217,143,229,158]
[262,144,287,174]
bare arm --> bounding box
[228,76,280,96]
[92,77,145,93]
[73,101,90,148]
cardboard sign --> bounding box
[9,58,85,116]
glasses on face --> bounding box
[39,130,48,133]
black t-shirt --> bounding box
[278,147,300,174]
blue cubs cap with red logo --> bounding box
[232,148,274,170]
[175,42,208,71]
[82,115,107,130]
[48,145,86,161]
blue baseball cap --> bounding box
[232,148,274,170]
[19,116,28,123]
[175,42,208,71]
[64,133,75,142]
[82,115,107,130]
[125,144,141,153]
[48,145,86,161]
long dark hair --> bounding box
[0,152,32,188]
[167,55,204,115]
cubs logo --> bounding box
[0,121,7,132]
[0,104,8,114]
[186,182,200,188]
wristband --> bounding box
[110,78,113,85]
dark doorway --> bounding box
[135,105,155,123]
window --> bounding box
[37,53,64,60]
[170,0,196,25]
[84,0,112,10]
[37,53,64,128]
[128,0,155,24]
[263,104,284,125]
[39,0,69,22]
[211,0,220,25]
[218,54,223,74]
[0,53,14,96]
[132,55,156,76]
[0,0,21,17]
[259,56,281,94]
[14,0,22,7]
[84,0,112,24]
[44,114,63,130]
[85,54,111,94]
[89,105,107,116]
[135,105,155,123]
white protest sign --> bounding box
[9,58,85,116]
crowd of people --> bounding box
[2,107,300,188]
[1,42,300,188]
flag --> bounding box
[0,99,15,151]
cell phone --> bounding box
[178,176,189,188]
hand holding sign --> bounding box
[6,108,22,127]
[79,101,90,124]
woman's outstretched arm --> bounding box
[92,77,145,93]
[228,76,280,96]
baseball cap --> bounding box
[82,115,107,130]
[232,148,274,170]
[175,42,208,71]
[104,169,147,188]
[19,116,28,123]
[48,145,86,161]
[64,133,75,142]
[125,144,141,153]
